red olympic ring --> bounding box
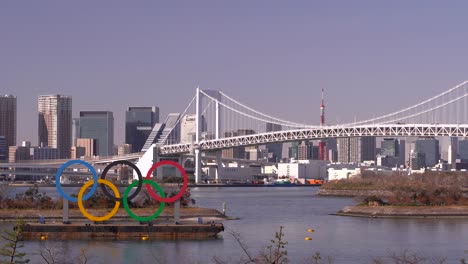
[145,160,188,203]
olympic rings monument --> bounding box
[21,158,224,240]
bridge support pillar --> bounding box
[215,150,222,184]
[195,149,201,184]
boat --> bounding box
[264,179,296,187]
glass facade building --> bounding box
[0,95,16,160]
[79,111,114,156]
[125,107,159,153]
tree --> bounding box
[0,220,29,264]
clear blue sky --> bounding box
[1,1,467,145]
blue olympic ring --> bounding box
[55,160,99,203]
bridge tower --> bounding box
[194,87,202,184]
[194,89,223,184]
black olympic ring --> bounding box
[100,160,143,203]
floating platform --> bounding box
[20,222,224,240]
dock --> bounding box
[21,222,224,240]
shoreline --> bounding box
[0,207,229,222]
[9,183,321,188]
[317,188,393,197]
[336,205,468,218]
[317,188,468,218]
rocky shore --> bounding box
[317,188,393,197]
[336,205,468,218]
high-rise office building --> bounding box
[459,139,468,160]
[70,146,86,159]
[72,118,80,147]
[288,141,300,159]
[381,138,399,157]
[399,139,406,166]
[338,136,376,163]
[125,107,159,153]
[266,123,282,162]
[221,129,255,159]
[0,95,16,160]
[448,137,458,166]
[8,145,30,163]
[79,111,114,156]
[38,95,72,159]
[415,137,440,167]
[180,114,207,144]
[0,136,6,161]
[410,151,426,170]
[76,138,97,157]
[379,138,406,167]
[297,141,319,160]
[33,147,59,160]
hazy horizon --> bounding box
[1,1,467,146]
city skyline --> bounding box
[1,1,468,145]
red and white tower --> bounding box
[319,88,326,160]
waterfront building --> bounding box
[277,160,328,181]
[38,95,72,159]
[202,164,262,183]
[76,138,97,158]
[415,137,440,167]
[125,106,159,153]
[79,111,114,156]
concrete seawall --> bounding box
[21,222,224,240]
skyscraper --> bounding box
[266,123,282,162]
[180,114,207,144]
[338,136,376,163]
[381,138,399,157]
[0,95,16,160]
[79,111,114,156]
[38,95,72,159]
[72,118,80,147]
[415,137,440,167]
[0,136,6,161]
[125,107,159,153]
[459,139,468,160]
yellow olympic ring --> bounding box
[77,179,121,222]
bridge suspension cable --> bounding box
[344,80,468,126]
